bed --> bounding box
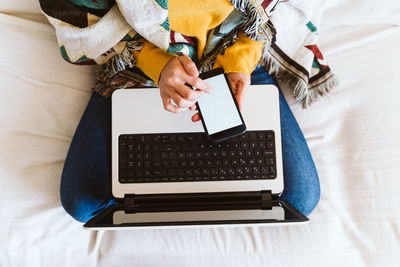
[1,1,400,266]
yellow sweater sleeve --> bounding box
[213,32,264,75]
[132,38,176,85]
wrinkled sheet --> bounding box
[1,2,400,266]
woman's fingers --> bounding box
[235,80,249,110]
[161,94,185,113]
[183,75,213,94]
[175,83,202,102]
[226,72,250,110]
[168,89,196,108]
[178,56,199,77]
[191,113,201,122]
[177,55,212,94]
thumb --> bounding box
[178,56,199,77]
[235,81,247,110]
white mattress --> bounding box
[1,2,400,266]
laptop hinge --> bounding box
[124,194,136,213]
[260,190,273,210]
[124,191,272,212]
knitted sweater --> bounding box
[133,0,263,84]
[40,0,338,107]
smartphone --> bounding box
[193,68,246,143]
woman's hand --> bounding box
[225,72,250,110]
[191,71,250,122]
[159,56,212,113]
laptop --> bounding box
[84,83,308,229]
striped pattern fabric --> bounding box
[40,0,338,107]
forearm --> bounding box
[213,32,264,75]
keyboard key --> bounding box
[261,166,270,174]
[180,161,188,168]
[153,161,162,168]
[168,169,176,176]
[144,161,151,167]
[249,132,258,140]
[248,158,256,165]
[189,160,196,167]
[252,166,260,174]
[239,158,247,165]
[153,169,167,177]
[185,169,193,176]
[263,150,274,156]
[270,166,276,175]
[266,157,275,165]
[220,151,228,158]
[128,161,135,168]
[250,141,258,149]
[267,141,274,149]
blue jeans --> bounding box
[60,66,320,223]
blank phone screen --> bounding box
[197,74,243,135]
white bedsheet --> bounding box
[1,2,400,267]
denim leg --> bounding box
[251,66,320,215]
[60,92,116,223]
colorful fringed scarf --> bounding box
[40,0,338,107]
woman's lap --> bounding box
[60,93,116,222]
[250,66,320,215]
[60,66,320,222]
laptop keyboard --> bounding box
[118,131,276,183]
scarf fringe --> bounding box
[198,30,239,73]
[229,0,275,44]
[230,0,260,39]
[96,40,144,82]
[260,53,339,108]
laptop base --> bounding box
[84,191,308,229]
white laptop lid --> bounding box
[111,84,283,198]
